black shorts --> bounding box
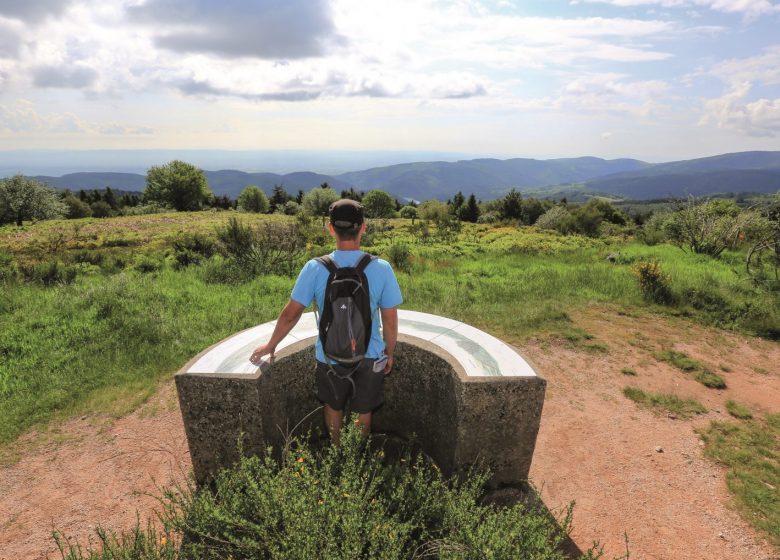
[315,358,384,414]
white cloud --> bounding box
[574,0,780,16]
[699,82,780,136]
[555,73,671,115]
[707,45,780,86]
[0,100,154,135]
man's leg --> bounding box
[356,412,372,437]
[323,403,344,445]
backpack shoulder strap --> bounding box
[355,253,376,273]
[315,255,338,274]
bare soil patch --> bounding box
[0,382,191,560]
[0,306,778,559]
[526,306,780,560]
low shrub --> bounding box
[53,421,601,559]
[0,250,17,282]
[633,260,674,305]
[386,243,411,272]
[18,260,77,286]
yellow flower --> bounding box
[297,456,305,463]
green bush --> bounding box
[90,201,114,218]
[0,250,18,282]
[62,195,92,219]
[637,213,670,246]
[53,423,601,559]
[633,260,674,305]
[386,243,411,272]
[161,422,595,559]
[19,260,77,286]
[237,185,270,213]
[172,233,217,270]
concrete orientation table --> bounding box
[176,310,546,488]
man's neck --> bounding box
[334,241,361,251]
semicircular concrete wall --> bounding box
[175,311,546,488]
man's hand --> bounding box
[384,354,394,375]
[248,299,305,367]
[249,343,275,366]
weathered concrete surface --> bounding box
[176,332,545,488]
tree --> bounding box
[418,200,449,222]
[62,195,92,218]
[237,185,270,213]
[340,187,363,202]
[302,186,339,224]
[520,198,548,225]
[211,195,234,210]
[451,191,465,215]
[500,189,523,220]
[103,187,118,210]
[665,198,763,258]
[282,200,301,215]
[535,206,572,233]
[458,193,480,223]
[143,160,212,211]
[90,200,113,218]
[0,175,67,226]
[362,189,396,218]
[269,184,292,212]
[295,190,304,204]
[399,205,418,224]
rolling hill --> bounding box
[336,157,648,200]
[11,150,780,201]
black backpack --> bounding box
[315,253,376,367]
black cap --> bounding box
[329,199,364,230]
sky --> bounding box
[0,0,779,163]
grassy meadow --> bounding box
[1,211,778,445]
[1,209,779,553]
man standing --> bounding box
[249,199,403,444]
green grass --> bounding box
[725,400,753,420]
[621,367,637,376]
[623,386,707,418]
[699,414,780,545]
[0,268,292,444]
[0,212,777,448]
[654,350,727,389]
[693,369,727,389]
[653,350,702,371]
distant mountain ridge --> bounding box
[584,151,780,199]
[335,157,648,200]
[13,150,780,201]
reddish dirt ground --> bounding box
[1,306,778,559]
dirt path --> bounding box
[0,307,778,559]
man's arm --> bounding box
[249,299,305,365]
[380,306,398,374]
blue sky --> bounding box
[0,0,779,162]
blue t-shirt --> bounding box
[290,250,403,363]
